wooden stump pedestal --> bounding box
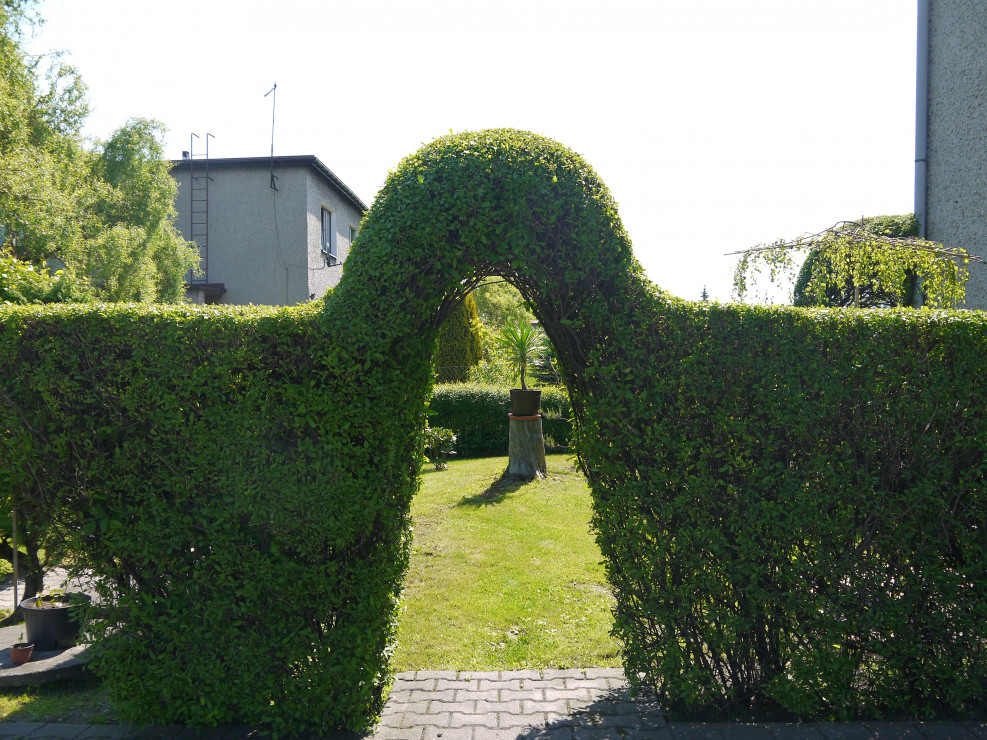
[507,413,547,480]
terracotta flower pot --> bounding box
[10,642,33,665]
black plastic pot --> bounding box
[510,389,541,416]
[21,593,90,651]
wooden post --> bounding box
[507,413,547,480]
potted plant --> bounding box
[20,588,91,651]
[10,633,33,665]
[495,320,547,416]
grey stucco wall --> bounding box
[924,0,987,308]
[306,172,363,300]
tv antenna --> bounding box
[265,83,278,190]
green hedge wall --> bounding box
[1,129,985,733]
[584,301,987,719]
[430,383,571,456]
[0,301,416,735]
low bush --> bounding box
[430,383,571,457]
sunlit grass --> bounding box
[392,453,620,671]
[0,676,115,723]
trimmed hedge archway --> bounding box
[1,130,984,734]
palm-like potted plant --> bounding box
[495,320,547,416]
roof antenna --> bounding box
[265,83,278,190]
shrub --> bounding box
[423,425,457,470]
[429,383,571,457]
[434,294,483,382]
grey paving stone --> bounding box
[863,723,926,740]
[765,725,826,740]
[714,725,775,740]
[459,672,503,681]
[472,728,534,740]
[479,681,523,692]
[0,723,46,738]
[422,727,474,740]
[476,701,523,715]
[521,701,570,716]
[667,723,727,740]
[502,690,545,703]
[438,679,481,692]
[541,679,570,690]
[544,689,592,703]
[415,672,458,681]
[524,728,575,740]
[379,713,414,730]
[915,724,977,740]
[430,701,478,714]
[401,680,441,691]
[577,678,611,692]
[78,726,146,739]
[542,671,587,680]
[456,690,503,703]
[448,713,498,729]
[402,715,452,730]
[810,724,875,740]
[511,671,544,682]
[372,726,424,740]
[959,724,987,740]
[409,690,459,703]
[23,725,90,739]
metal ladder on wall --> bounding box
[187,133,214,284]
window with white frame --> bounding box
[349,225,358,245]
[321,207,336,265]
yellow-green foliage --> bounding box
[433,293,483,382]
[1,130,986,734]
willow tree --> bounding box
[732,214,979,308]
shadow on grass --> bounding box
[456,468,534,508]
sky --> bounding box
[28,0,919,303]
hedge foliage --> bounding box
[0,301,411,735]
[430,383,571,456]
[1,129,985,732]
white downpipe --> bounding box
[915,0,930,239]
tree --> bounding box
[0,3,198,304]
[733,214,978,308]
[433,293,484,382]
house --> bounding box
[170,155,368,306]
[915,0,987,309]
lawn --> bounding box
[0,453,619,722]
[392,453,619,671]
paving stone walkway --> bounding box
[0,669,984,740]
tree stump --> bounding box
[507,413,547,480]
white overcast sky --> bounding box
[29,0,918,303]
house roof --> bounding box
[169,155,369,213]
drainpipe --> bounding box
[915,0,930,239]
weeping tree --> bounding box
[732,214,980,308]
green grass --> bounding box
[0,453,619,722]
[0,676,114,724]
[392,453,619,671]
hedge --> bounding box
[430,383,571,456]
[1,129,985,734]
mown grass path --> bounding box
[392,454,620,671]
